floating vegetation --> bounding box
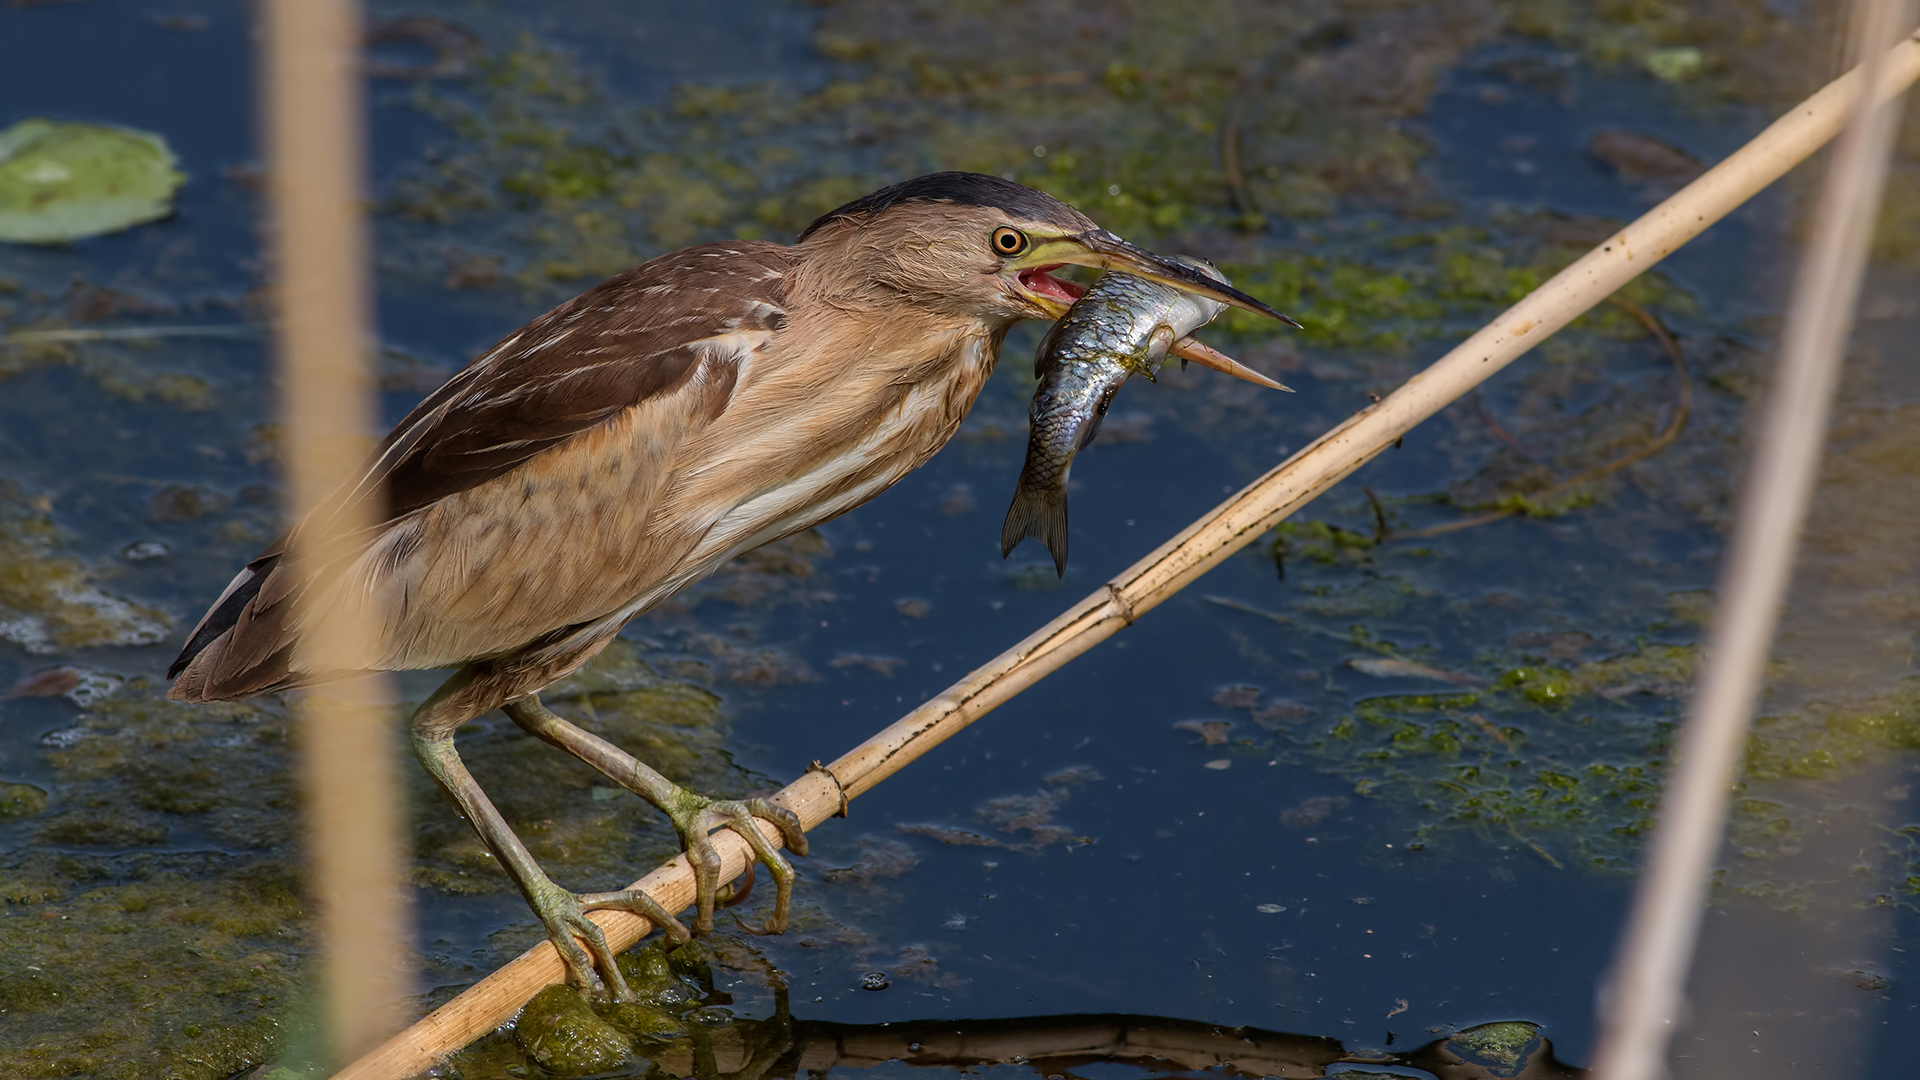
[0,481,170,654]
[0,638,798,1078]
[0,856,308,1080]
[377,1,1503,299]
[0,120,184,244]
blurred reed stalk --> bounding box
[335,29,1920,1080]
[1587,4,1917,1080]
[262,0,410,1062]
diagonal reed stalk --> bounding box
[332,30,1920,1080]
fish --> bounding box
[1001,258,1289,576]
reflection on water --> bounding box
[441,940,1583,1080]
[1,1,1918,1078]
[622,1012,1583,1080]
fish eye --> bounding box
[991,227,1029,257]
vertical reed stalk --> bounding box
[263,0,410,1060]
[1587,6,1916,1079]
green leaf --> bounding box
[0,118,185,243]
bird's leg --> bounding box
[503,694,808,936]
[410,680,689,1001]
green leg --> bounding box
[503,694,808,937]
[409,680,689,1001]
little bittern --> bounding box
[168,172,1295,998]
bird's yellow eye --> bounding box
[991,227,1029,257]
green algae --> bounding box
[1499,0,1843,108]
[1447,1020,1541,1071]
[1641,46,1706,83]
[0,307,222,408]
[379,0,1510,299]
[0,857,307,1080]
[1216,226,1686,360]
[1301,646,1676,869]
[444,938,749,1078]
[1244,317,1920,903]
[0,480,171,654]
[0,668,309,1079]
[516,985,638,1075]
[1500,666,1574,707]
[0,783,47,819]
[1288,630,1920,893]
[1742,681,1920,784]
[0,632,786,1079]
[1273,519,1379,570]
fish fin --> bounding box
[1079,410,1106,451]
[1001,485,1070,577]
[1140,325,1173,383]
[1079,383,1123,451]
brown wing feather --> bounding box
[168,241,793,702]
[352,242,790,526]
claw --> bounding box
[528,879,634,1000]
[667,793,807,938]
[720,862,755,909]
[526,879,692,1002]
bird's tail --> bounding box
[1001,482,1069,578]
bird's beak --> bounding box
[1012,230,1304,328]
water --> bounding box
[1,2,1916,1077]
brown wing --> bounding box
[168,242,793,702]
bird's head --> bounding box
[796,172,1296,328]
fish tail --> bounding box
[1001,484,1070,577]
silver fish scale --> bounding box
[1037,271,1226,376]
[1002,259,1232,576]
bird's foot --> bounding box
[660,787,808,937]
[526,875,691,1001]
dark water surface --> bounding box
[2,2,1917,1078]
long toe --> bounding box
[527,880,631,999]
[564,909,635,1002]
[579,886,692,945]
[682,819,729,937]
[544,921,603,996]
[703,800,801,935]
[742,797,808,857]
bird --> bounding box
[166,171,1295,999]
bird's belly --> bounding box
[591,376,968,634]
